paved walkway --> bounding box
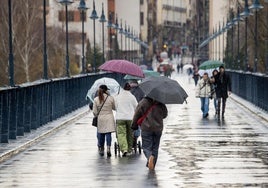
[0,73,268,188]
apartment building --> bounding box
[47,0,141,67]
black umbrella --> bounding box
[139,76,188,104]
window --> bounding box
[140,0,144,5]
[58,11,77,22]
[140,12,144,25]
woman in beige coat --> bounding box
[93,85,116,157]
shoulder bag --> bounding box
[137,103,157,125]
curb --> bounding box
[229,95,268,124]
[0,108,89,164]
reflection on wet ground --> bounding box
[0,74,268,187]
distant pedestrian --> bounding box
[195,72,211,118]
[210,69,219,116]
[213,65,231,120]
[187,67,193,83]
[131,97,168,170]
[93,85,116,157]
[192,67,200,86]
[114,83,138,157]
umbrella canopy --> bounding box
[183,64,194,70]
[199,60,224,70]
[86,77,120,102]
[139,64,148,70]
[98,59,144,78]
[139,76,188,104]
[124,70,160,80]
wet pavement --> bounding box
[0,73,268,188]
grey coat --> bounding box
[93,94,116,133]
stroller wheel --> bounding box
[114,142,118,156]
[138,141,142,154]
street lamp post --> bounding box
[124,22,128,60]
[8,0,14,86]
[119,19,124,59]
[90,0,98,73]
[128,26,131,61]
[43,0,48,79]
[114,15,119,59]
[266,0,268,74]
[78,0,88,74]
[218,24,221,61]
[233,5,243,69]
[249,0,263,72]
[99,3,106,64]
[240,0,251,71]
[59,0,73,77]
[107,12,113,60]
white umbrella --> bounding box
[86,77,120,102]
[183,64,193,69]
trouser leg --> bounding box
[126,120,134,153]
[200,98,205,114]
[203,97,209,116]
[151,131,162,166]
[116,120,128,153]
[222,97,227,118]
[105,132,112,147]
[141,131,153,160]
[98,133,105,147]
[217,98,221,119]
[141,131,162,166]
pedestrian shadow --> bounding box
[198,116,227,129]
[146,170,159,187]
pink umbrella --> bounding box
[98,59,145,78]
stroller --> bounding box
[114,127,142,156]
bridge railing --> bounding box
[0,73,123,143]
[227,70,268,112]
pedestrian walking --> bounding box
[114,83,138,157]
[195,72,211,118]
[210,69,219,116]
[192,66,200,86]
[92,85,116,157]
[213,65,232,120]
[131,97,168,170]
[187,67,193,83]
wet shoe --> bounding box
[107,146,111,157]
[122,152,128,157]
[148,155,155,170]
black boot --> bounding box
[99,146,104,156]
[107,146,111,157]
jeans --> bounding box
[97,132,112,147]
[214,98,218,113]
[200,97,209,117]
[141,131,162,166]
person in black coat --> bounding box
[214,65,231,120]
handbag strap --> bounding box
[96,96,108,116]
